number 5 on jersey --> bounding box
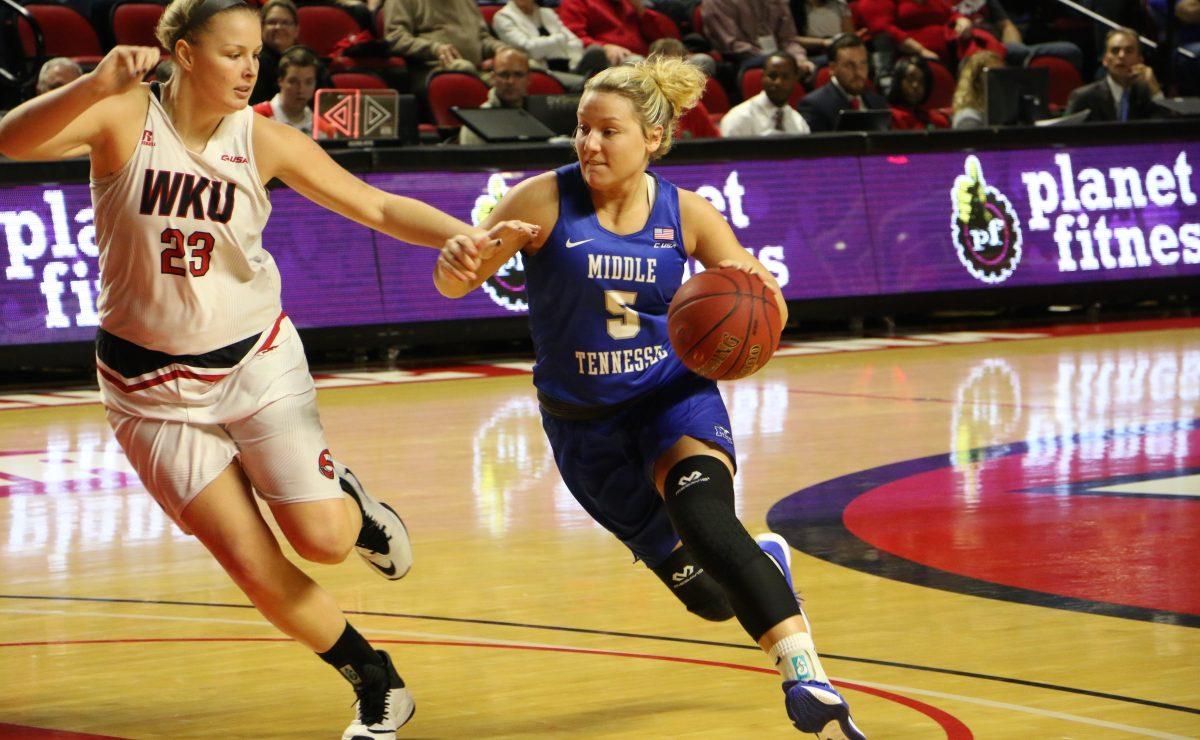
[605,289,640,340]
[160,227,214,277]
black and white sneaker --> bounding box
[335,461,412,580]
[341,651,415,740]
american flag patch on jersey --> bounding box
[653,227,675,241]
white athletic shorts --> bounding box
[98,314,344,533]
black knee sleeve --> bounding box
[650,546,734,622]
[663,456,800,640]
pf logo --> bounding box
[471,173,529,313]
[318,449,335,480]
[950,155,1023,284]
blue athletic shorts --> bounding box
[540,375,736,569]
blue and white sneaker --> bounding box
[783,680,866,739]
[335,461,413,581]
[755,532,794,591]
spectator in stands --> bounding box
[382,0,506,87]
[558,0,716,74]
[252,0,301,105]
[719,53,810,136]
[797,33,890,131]
[459,46,532,145]
[1066,28,1164,121]
[855,0,1003,66]
[954,0,1083,69]
[793,0,856,67]
[887,56,949,129]
[492,0,609,90]
[1148,0,1200,96]
[703,0,816,78]
[648,39,720,138]
[253,46,320,135]
[35,58,82,97]
[951,49,1002,128]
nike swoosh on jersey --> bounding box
[564,238,594,248]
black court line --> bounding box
[3,592,1197,716]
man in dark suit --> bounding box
[797,34,891,132]
[1066,27,1164,122]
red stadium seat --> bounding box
[297,4,361,58]
[926,60,955,109]
[701,75,730,114]
[740,67,804,107]
[426,71,489,127]
[691,3,703,34]
[111,3,166,50]
[814,66,831,89]
[17,5,103,65]
[1028,55,1083,109]
[479,4,502,29]
[527,70,565,95]
[330,71,388,89]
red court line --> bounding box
[0,723,121,739]
[0,636,972,738]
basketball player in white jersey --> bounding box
[0,0,535,737]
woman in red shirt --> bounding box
[855,0,1001,66]
[887,56,949,129]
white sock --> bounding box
[768,631,828,684]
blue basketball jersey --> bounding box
[526,163,691,407]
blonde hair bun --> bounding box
[585,55,708,159]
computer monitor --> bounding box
[452,106,557,143]
[834,109,893,132]
[984,67,1049,126]
[525,94,582,136]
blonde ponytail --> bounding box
[585,55,707,159]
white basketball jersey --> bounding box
[91,86,279,355]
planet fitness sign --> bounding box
[2,140,1198,346]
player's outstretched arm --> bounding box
[681,189,788,325]
[255,117,525,249]
[434,171,556,298]
[0,45,157,161]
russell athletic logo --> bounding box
[950,155,1023,284]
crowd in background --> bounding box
[9,0,1199,143]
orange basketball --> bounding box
[667,266,782,380]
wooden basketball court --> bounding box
[1,317,1197,738]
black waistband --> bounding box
[537,389,644,421]
[96,327,262,379]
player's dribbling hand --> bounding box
[716,259,781,299]
[91,46,159,97]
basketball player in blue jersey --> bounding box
[434,57,865,739]
[0,0,534,737]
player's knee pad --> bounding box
[650,546,734,622]
[663,455,756,585]
[663,455,799,639]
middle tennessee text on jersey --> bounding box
[526,163,691,408]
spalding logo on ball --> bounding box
[667,266,782,380]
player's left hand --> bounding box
[476,220,540,260]
[716,259,782,300]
